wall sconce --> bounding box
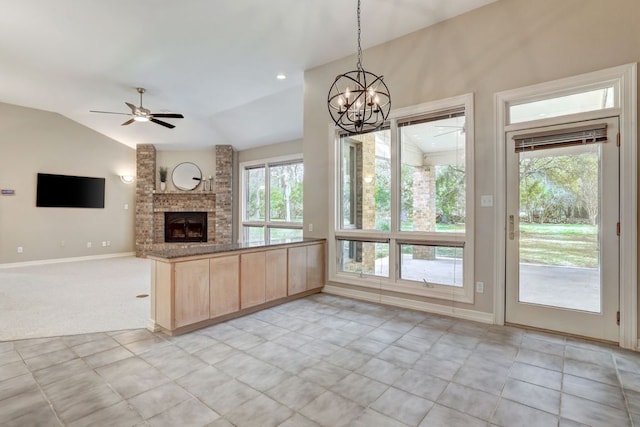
[120,175,135,184]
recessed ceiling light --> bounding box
[276,73,287,80]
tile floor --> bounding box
[0,293,639,427]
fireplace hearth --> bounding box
[164,212,208,243]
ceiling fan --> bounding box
[435,123,465,137]
[90,87,184,129]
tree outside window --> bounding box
[242,159,303,242]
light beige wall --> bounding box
[0,102,136,263]
[303,0,640,316]
[156,149,216,192]
[237,139,302,164]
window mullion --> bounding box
[264,164,270,242]
[389,118,399,281]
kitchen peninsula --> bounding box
[147,238,325,335]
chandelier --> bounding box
[327,0,391,134]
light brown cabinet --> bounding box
[241,249,288,307]
[265,249,287,301]
[240,252,266,309]
[288,242,325,295]
[306,242,325,290]
[210,255,240,318]
[174,259,210,328]
[150,239,325,335]
[287,246,307,295]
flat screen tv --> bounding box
[36,173,105,208]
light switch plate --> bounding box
[480,195,494,207]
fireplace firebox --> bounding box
[164,212,207,243]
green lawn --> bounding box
[519,223,598,268]
[389,222,597,267]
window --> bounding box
[241,157,303,242]
[340,128,391,230]
[337,239,389,277]
[399,110,466,233]
[399,243,463,286]
[331,94,474,302]
[508,85,615,124]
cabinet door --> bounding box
[210,255,240,318]
[306,243,325,290]
[265,249,287,302]
[174,259,210,328]
[154,261,173,329]
[241,252,266,309]
[287,246,307,295]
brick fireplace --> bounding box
[153,193,215,244]
[135,144,234,257]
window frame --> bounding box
[506,80,619,125]
[329,93,475,303]
[239,154,304,243]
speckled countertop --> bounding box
[147,238,324,260]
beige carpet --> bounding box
[0,256,150,341]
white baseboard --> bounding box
[322,284,494,325]
[0,252,136,269]
[146,319,161,333]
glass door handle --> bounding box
[509,215,515,240]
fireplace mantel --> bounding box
[153,192,216,213]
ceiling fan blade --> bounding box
[151,113,184,119]
[125,102,137,112]
[90,110,131,116]
[150,118,175,129]
[435,129,460,137]
[121,118,135,126]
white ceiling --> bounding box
[0,0,496,151]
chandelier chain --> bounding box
[356,0,363,71]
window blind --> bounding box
[397,108,465,128]
[513,123,607,153]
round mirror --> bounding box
[171,162,202,191]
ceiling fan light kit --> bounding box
[327,0,391,134]
[90,87,184,129]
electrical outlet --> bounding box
[106,241,111,247]
[308,223,314,232]
[102,241,107,247]
[475,281,484,293]
[124,204,129,210]
[86,242,92,249]
[60,240,65,247]
[17,246,23,254]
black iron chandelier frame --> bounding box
[327,0,391,134]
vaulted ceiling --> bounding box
[0,0,497,150]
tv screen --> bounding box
[36,173,105,208]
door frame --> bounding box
[494,63,637,350]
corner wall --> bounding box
[0,102,136,263]
[303,0,640,321]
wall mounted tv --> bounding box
[36,173,105,208]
